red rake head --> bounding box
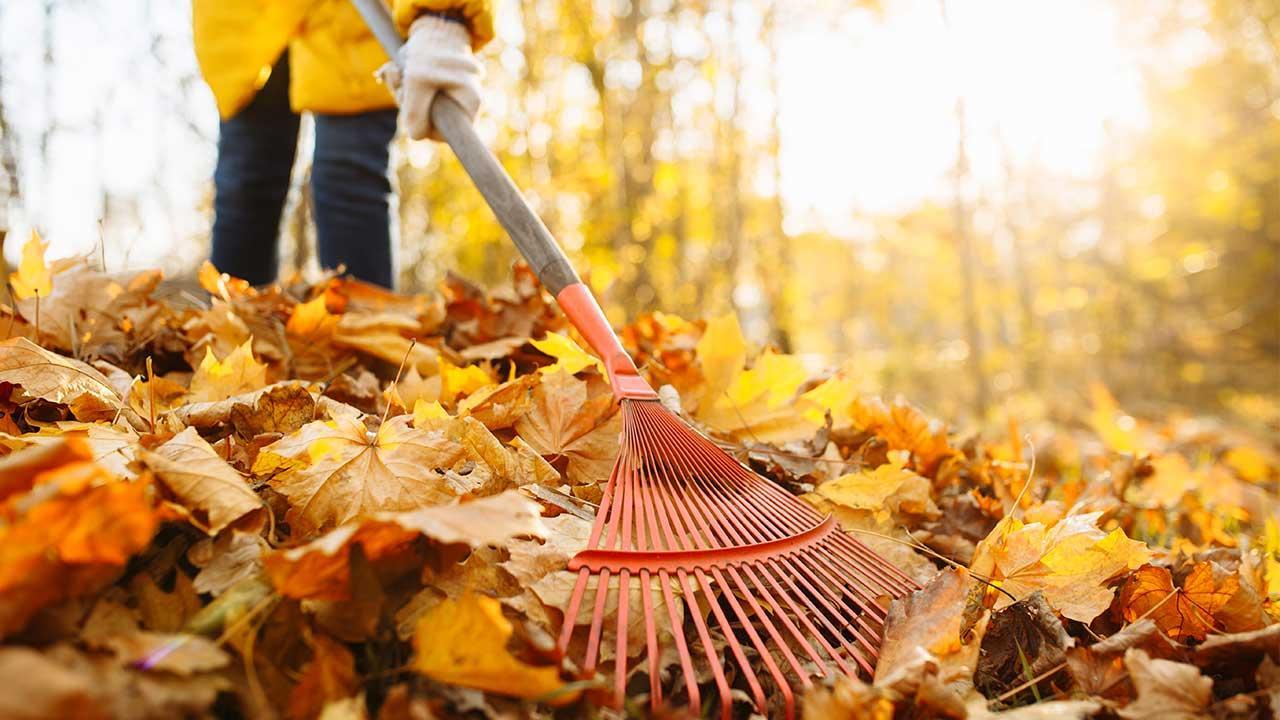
[555,399,919,719]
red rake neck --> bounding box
[554,282,658,401]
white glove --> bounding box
[378,15,482,141]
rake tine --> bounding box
[659,568,702,713]
[677,569,734,720]
[614,568,631,701]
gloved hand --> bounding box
[378,14,482,141]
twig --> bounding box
[992,660,1067,704]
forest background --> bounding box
[0,0,1275,428]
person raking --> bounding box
[192,0,490,288]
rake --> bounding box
[351,2,920,715]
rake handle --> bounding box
[350,0,579,295]
[350,0,655,399]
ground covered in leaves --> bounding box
[0,239,1276,719]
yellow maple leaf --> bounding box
[695,312,747,408]
[692,313,817,441]
[971,511,1151,622]
[817,456,941,522]
[412,398,449,428]
[413,593,567,701]
[286,294,339,340]
[9,230,53,300]
[798,374,858,427]
[438,357,494,406]
[188,340,268,403]
[530,332,604,375]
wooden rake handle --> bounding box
[349,0,656,400]
[350,0,581,296]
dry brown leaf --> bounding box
[1117,648,1213,719]
[0,337,123,421]
[230,382,316,438]
[0,644,227,719]
[254,414,498,533]
[514,369,620,485]
[875,568,985,690]
[141,426,263,535]
[264,490,546,600]
[190,530,269,596]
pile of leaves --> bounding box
[0,234,1275,719]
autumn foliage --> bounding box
[0,238,1275,719]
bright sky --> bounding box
[0,0,1147,268]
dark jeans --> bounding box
[211,54,397,287]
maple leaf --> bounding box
[413,592,567,700]
[140,427,263,535]
[850,395,957,475]
[1119,562,1238,640]
[229,383,316,438]
[530,331,604,375]
[970,512,1151,622]
[0,337,123,421]
[264,490,547,600]
[9,230,53,300]
[0,462,157,638]
[514,369,620,485]
[816,456,941,522]
[255,413,531,533]
[691,313,818,442]
[188,340,268,403]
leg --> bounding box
[210,54,300,285]
[311,110,397,288]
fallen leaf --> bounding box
[850,396,957,474]
[188,340,268,403]
[413,593,566,700]
[0,337,123,421]
[190,531,269,596]
[1117,648,1212,719]
[875,568,985,689]
[970,512,1151,622]
[9,230,53,300]
[816,456,941,522]
[514,369,620,485]
[265,491,546,600]
[1119,562,1236,640]
[141,427,263,535]
[0,470,157,638]
[530,332,603,375]
[254,414,497,533]
[230,383,316,438]
[975,591,1070,699]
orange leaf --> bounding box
[1120,563,1238,640]
[287,633,356,720]
[0,467,157,637]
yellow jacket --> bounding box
[193,0,494,119]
